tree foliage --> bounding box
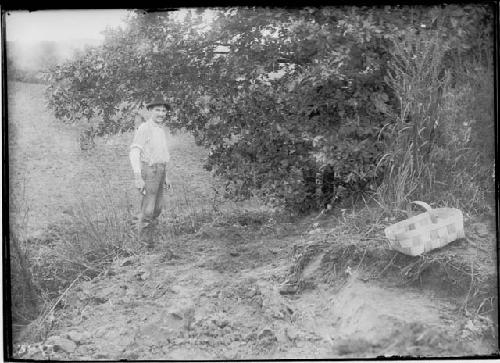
[45,5,494,211]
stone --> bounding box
[124,351,139,360]
[473,222,489,237]
[120,257,135,267]
[279,283,298,295]
[245,332,257,341]
[159,249,174,262]
[92,296,108,305]
[99,286,116,298]
[308,228,322,235]
[285,326,300,341]
[65,330,90,343]
[46,336,77,353]
[270,309,285,320]
[75,345,93,357]
[258,328,277,341]
[126,286,139,297]
[168,309,184,320]
[251,295,264,308]
[183,308,196,330]
[105,268,116,277]
[224,342,241,360]
[276,328,289,344]
[140,271,151,280]
[134,270,145,280]
[206,290,220,298]
[93,326,109,338]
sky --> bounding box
[4,8,214,70]
[5,10,130,42]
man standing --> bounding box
[129,96,172,247]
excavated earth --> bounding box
[14,217,498,360]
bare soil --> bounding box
[9,82,499,360]
[14,226,497,359]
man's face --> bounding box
[149,105,168,123]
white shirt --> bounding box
[129,119,170,172]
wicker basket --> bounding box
[384,201,465,256]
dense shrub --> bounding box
[44,6,494,213]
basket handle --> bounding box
[411,201,432,211]
[411,201,438,222]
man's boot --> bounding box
[144,219,158,249]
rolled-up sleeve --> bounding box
[130,123,147,151]
[162,129,171,163]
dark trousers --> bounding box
[137,162,166,244]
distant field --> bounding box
[8,82,227,239]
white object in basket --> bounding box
[384,201,465,256]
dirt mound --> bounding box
[14,228,497,360]
[285,217,497,314]
[329,277,469,357]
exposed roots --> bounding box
[286,237,497,319]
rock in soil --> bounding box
[285,326,301,341]
[65,330,90,343]
[45,336,77,353]
[119,257,136,267]
[279,282,299,295]
[472,222,489,237]
[259,328,277,341]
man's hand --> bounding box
[134,173,145,194]
[164,174,172,191]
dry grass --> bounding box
[380,29,447,210]
[379,29,495,216]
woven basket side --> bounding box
[384,207,464,256]
[385,212,433,236]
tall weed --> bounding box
[379,27,494,214]
[9,174,41,329]
[380,28,446,210]
[429,62,495,213]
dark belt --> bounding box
[141,162,166,173]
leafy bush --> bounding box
[44,6,494,213]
